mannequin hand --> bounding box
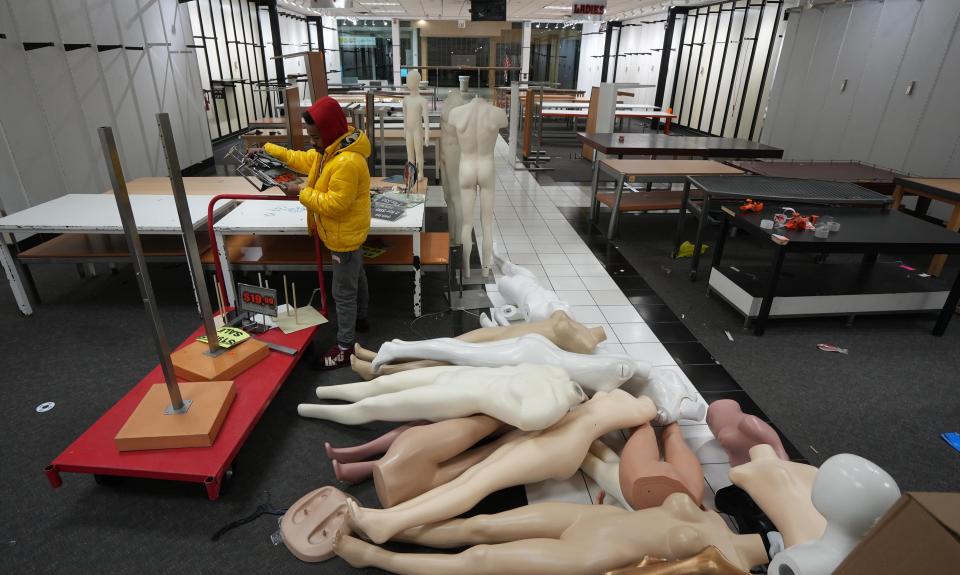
[282,182,301,196]
[245,146,264,158]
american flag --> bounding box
[503,53,512,83]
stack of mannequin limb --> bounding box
[580,423,704,511]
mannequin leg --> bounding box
[477,172,496,275]
[299,383,479,425]
[338,534,612,575]
[660,423,705,505]
[315,366,464,401]
[354,343,377,361]
[351,356,447,381]
[325,423,422,463]
[415,132,425,183]
[333,459,376,484]
[443,150,462,245]
[406,133,417,174]
[580,452,629,509]
[619,424,693,510]
[460,184,477,277]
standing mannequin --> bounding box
[767,453,900,575]
[728,444,826,548]
[403,70,430,179]
[449,98,508,277]
[346,391,658,544]
[299,364,586,432]
[440,89,466,244]
[335,493,768,573]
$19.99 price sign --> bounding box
[238,282,278,317]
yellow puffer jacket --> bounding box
[264,129,371,253]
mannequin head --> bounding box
[406,70,421,92]
[443,88,466,112]
[811,454,900,534]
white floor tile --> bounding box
[549,276,586,290]
[566,253,601,265]
[622,342,677,366]
[594,341,626,355]
[581,275,619,290]
[576,264,609,276]
[553,290,595,305]
[562,243,594,254]
[543,263,578,277]
[506,253,541,264]
[612,323,660,343]
[600,305,644,324]
[570,305,606,323]
[538,253,570,264]
[589,290,630,305]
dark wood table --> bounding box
[892,177,960,277]
[709,205,960,336]
[677,176,891,280]
[726,160,900,195]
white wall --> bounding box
[763,0,960,214]
[0,0,211,218]
[323,17,342,86]
[576,22,604,95]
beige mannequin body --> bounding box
[301,364,585,432]
[351,311,606,379]
[582,424,703,510]
[729,444,826,548]
[440,89,466,244]
[449,97,507,277]
[346,390,658,544]
[336,493,768,574]
[402,70,430,178]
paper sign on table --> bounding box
[197,326,251,349]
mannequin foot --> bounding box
[370,341,401,373]
[350,355,377,380]
[346,500,393,544]
[333,459,375,484]
[354,343,377,362]
[334,534,377,568]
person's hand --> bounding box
[245,147,264,158]
[282,182,301,196]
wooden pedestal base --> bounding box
[115,381,236,451]
[171,338,270,381]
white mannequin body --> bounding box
[369,334,705,424]
[580,440,630,508]
[371,334,638,393]
[299,364,585,432]
[494,251,572,322]
[403,71,430,179]
[768,453,900,575]
[449,98,507,277]
[440,89,466,244]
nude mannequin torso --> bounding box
[369,333,640,393]
[346,390,658,544]
[449,98,507,277]
[706,399,788,466]
[728,444,826,548]
[299,364,586,431]
[494,252,571,321]
[440,89,466,244]
[351,311,607,379]
[402,71,430,178]
[336,493,768,574]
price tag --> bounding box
[198,326,251,349]
[238,283,279,317]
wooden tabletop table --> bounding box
[892,177,960,276]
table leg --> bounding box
[709,211,731,280]
[891,184,905,210]
[413,232,422,318]
[689,193,710,281]
[606,174,627,240]
[380,121,386,177]
[755,245,787,336]
[933,263,960,336]
[589,153,601,224]
[0,240,33,315]
[671,180,691,258]
[214,230,237,307]
[927,204,960,277]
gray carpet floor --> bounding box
[587,208,960,492]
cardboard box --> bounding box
[834,492,960,574]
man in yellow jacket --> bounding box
[250,96,371,369]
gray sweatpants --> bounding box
[331,248,369,347]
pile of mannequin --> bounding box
[279,90,902,574]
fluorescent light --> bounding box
[360,2,400,5]
[543,5,572,9]
[371,9,404,13]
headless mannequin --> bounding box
[300,364,586,432]
[449,97,507,277]
[346,390,658,544]
[402,71,430,179]
[580,424,703,510]
[494,251,571,322]
[440,89,466,244]
[369,333,639,393]
[728,444,826,548]
[767,453,900,575]
[335,493,768,574]
[706,399,788,466]
[324,422,424,464]
[351,311,607,379]
[603,546,750,575]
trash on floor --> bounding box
[941,432,960,454]
[35,402,55,413]
[725,330,734,342]
[674,241,708,259]
[899,264,916,272]
[817,343,849,354]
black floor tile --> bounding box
[768,422,809,461]
[679,364,743,392]
[648,321,697,343]
[614,275,652,291]
[604,262,639,276]
[635,304,678,322]
[663,342,717,366]
[626,292,665,306]
[700,390,770,421]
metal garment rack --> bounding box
[514,81,560,172]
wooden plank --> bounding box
[582,87,600,158]
[305,51,328,101]
[285,86,305,151]
[522,89,534,159]
[600,159,744,177]
[18,233,210,260]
